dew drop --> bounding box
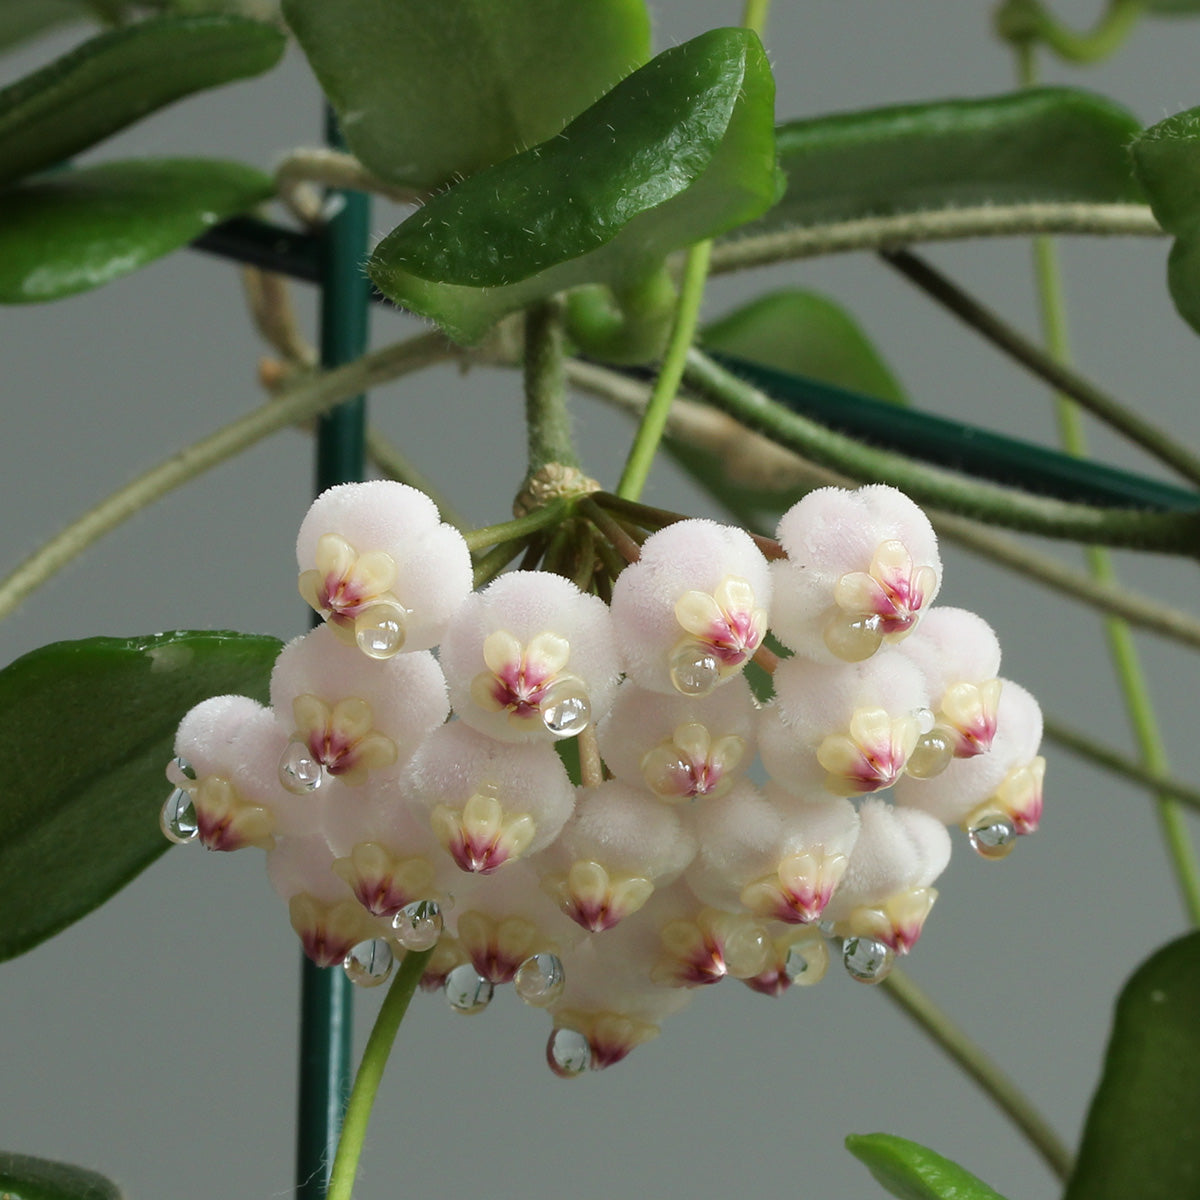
[343,938,394,987]
[514,952,565,1007]
[784,938,830,986]
[354,602,407,660]
[968,812,1017,860]
[669,643,721,696]
[160,788,199,844]
[823,614,882,663]
[444,963,494,1014]
[541,679,591,739]
[842,936,894,984]
[279,739,323,794]
[906,728,955,779]
[391,899,443,951]
[172,755,197,782]
[546,1027,591,1077]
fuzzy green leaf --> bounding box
[0,630,279,961]
[283,0,651,191]
[369,27,780,343]
[702,289,907,404]
[0,1152,121,1200]
[845,1133,1010,1200]
[735,87,1142,239]
[0,158,274,303]
[1063,930,1200,1200]
[0,13,285,188]
[1131,107,1200,335]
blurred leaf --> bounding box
[0,13,286,188]
[0,158,273,302]
[0,1151,120,1200]
[1063,930,1200,1200]
[845,1133,1010,1200]
[734,87,1142,238]
[283,0,651,190]
[0,630,279,962]
[1132,107,1200,335]
[1146,0,1200,11]
[702,289,907,403]
[370,27,780,343]
[0,0,94,54]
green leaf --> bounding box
[1063,930,1200,1200]
[369,27,780,343]
[738,87,1142,237]
[1146,0,1200,12]
[701,289,907,404]
[283,0,651,191]
[0,13,286,188]
[0,0,93,55]
[0,630,280,962]
[1131,108,1200,335]
[0,1151,121,1200]
[0,158,274,303]
[845,1133,1010,1200]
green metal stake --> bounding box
[295,105,372,1200]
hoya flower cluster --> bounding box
[162,480,1045,1075]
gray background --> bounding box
[2,2,1199,1198]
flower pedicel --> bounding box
[164,480,1044,1073]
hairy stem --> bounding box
[275,147,423,225]
[524,298,579,475]
[881,247,1200,487]
[881,969,1073,1180]
[463,500,570,554]
[0,331,455,624]
[616,240,713,500]
[326,948,433,1200]
[996,0,1146,63]
[681,349,1200,553]
[709,202,1160,275]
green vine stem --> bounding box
[275,147,423,226]
[326,948,433,1200]
[881,969,1073,1180]
[463,500,570,554]
[565,358,1200,647]
[995,0,1146,63]
[708,203,1161,275]
[1044,717,1200,813]
[880,247,1200,488]
[524,297,579,477]
[681,349,1200,552]
[616,239,714,500]
[473,539,528,589]
[0,330,455,626]
[1014,38,1200,922]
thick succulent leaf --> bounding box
[0,1152,121,1200]
[0,13,285,188]
[0,630,279,962]
[0,158,274,303]
[735,87,1142,238]
[845,1133,1010,1200]
[369,27,780,343]
[283,0,651,190]
[0,0,93,53]
[701,289,907,403]
[1131,108,1200,334]
[1064,930,1200,1200]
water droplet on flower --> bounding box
[514,953,565,1007]
[279,739,323,794]
[541,679,591,739]
[444,963,494,1015]
[669,643,721,696]
[172,755,197,781]
[354,602,407,660]
[968,812,1017,860]
[912,707,935,735]
[343,938,394,987]
[842,936,894,984]
[784,938,830,985]
[906,729,955,779]
[391,899,443,951]
[546,1027,591,1077]
[160,788,199,843]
